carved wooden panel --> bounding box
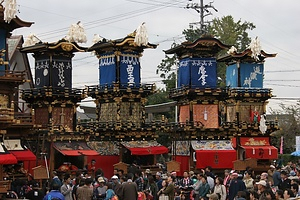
[226,106,236,122]
[120,102,142,124]
[193,104,219,128]
[35,107,49,126]
[99,103,117,122]
[52,107,73,131]
[179,105,189,123]
[0,94,8,108]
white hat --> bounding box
[145,169,151,174]
[111,175,118,179]
[256,180,267,187]
[270,165,275,169]
[98,177,105,183]
[156,172,161,176]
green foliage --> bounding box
[269,102,300,154]
[146,88,171,106]
[208,15,256,51]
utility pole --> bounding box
[186,0,218,34]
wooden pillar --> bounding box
[49,141,55,178]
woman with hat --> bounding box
[94,177,107,200]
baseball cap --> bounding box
[256,180,267,187]
[111,175,118,179]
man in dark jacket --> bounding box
[279,170,291,191]
[228,173,246,200]
[122,174,138,200]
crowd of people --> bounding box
[5,161,300,200]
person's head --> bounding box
[209,193,219,200]
[249,189,259,200]
[224,169,230,177]
[156,172,161,180]
[215,176,223,185]
[201,175,207,183]
[183,171,189,178]
[113,168,118,175]
[98,177,105,185]
[85,178,93,186]
[231,173,238,180]
[51,183,60,190]
[281,170,288,179]
[148,175,155,184]
[283,189,295,199]
[118,169,124,176]
[256,180,267,191]
[197,173,203,180]
[167,176,174,183]
[120,176,127,183]
[260,172,268,180]
[162,180,167,187]
[275,189,284,200]
[63,174,71,183]
[205,166,212,172]
[244,171,251,179]
[261,189,275,200]
[91,159,96,165]
[111,175,119,183]
[291,183,299,195]
[127,173,134,180]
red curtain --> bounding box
[242,146,278,160]
[87,155,119,178]
[128,146,168,155]
[174,155,190,176]
[196,150,236,169]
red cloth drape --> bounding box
[242,145,278,160]
[174,155,190,176]
[87,155,119,178]
[196,150,236,169]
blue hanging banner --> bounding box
[190,58,217,88]
[240,63,264,88]
[120,52,140,87]
[0,29,6,76]
[99,53,116,87]
[177,58,190,87]
[226,64,238,87]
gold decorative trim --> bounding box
[48,42,85,52]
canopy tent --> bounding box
[239,137,278,160]
[291,151,300,157]
[53,142,99,156]
[192,140,236,169]
[3,139,36,161]
[0,144,17,165]
[121,141,168,155]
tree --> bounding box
[269,102,300,154]
[156,15,256,89]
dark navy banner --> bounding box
[120,52,140,87]
[190,58,217,88]
[52,56,72,88]
[240,63,264,88]
[226,64,238,87]
[178,58,190,87]
[99,53,116,86]
[35,58,50,88]
[0,29,6,76]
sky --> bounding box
[12,0,300,112]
